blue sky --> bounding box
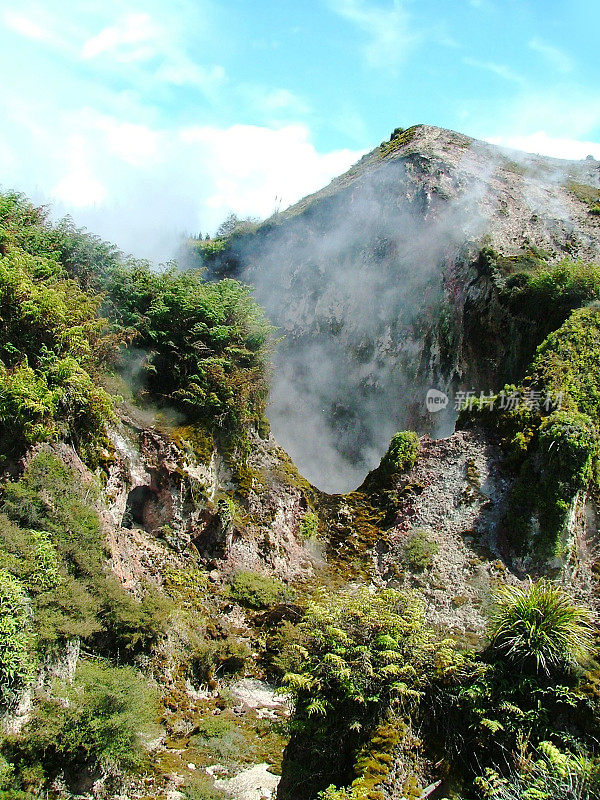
[1,0,599,260]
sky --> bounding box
[1,0,599,260]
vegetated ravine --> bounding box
[2,125,600,800]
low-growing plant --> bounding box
[489,579,595,675]
[379,431,419,476]
[361,431,419,493]
[475,743,600,800]
[191,715,247,763]
[6,660,158,787]
[298,511,319,541]
[0,453,170,659]
[228,570,287,610]
[185,772,228,800]
[402,529,439,572]
[280,587,432,798]
[0,569,34,709]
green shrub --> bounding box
[379,431,419,476]
[298,511,319,541]
[402,529,439,572]
[538,411,596,494]
[191,714,246,764]
[228,570,286,610]
[0,751,14,789]
[1,453,169,659]
[10,660,158,783]
[361,431,419,492]
[0,217,117,466]
[0,569,34,708]
[426,639,600,796]
[475,745,600,800]
[185,772,228,800]
[264,620,306,681]
[0,792,37,800]
[461,303,600,557]
[489,580,595,675]
[102,264,274,437]
[0,517,59,593]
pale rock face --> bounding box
[216,763,280,800]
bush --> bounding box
[0,570,34,709]
[461,303,600,557]
[298,511,319,541]
[361,431,419,492]
[0,209,117,466]
[475,744,600,800]
[185,772,228,800]
[102,264,274,437]
[191,715,247,764]
[489,579,595,675]
[1,452,169,659]
[402,529,439,572]
[10,660,158,784]
[228,570,286,610]
[379,431,419,476]
[280,587,431,798]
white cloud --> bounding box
[81,13,160,61]
[529,38,573,74]
[328,0,417,68]
[154,61,225,90]
[487,131,600,161]
[51,136,107,207]
[3,12,54,42]
[501,88,600,140]
[70,109,162,166]
[0,92,363,260]
[239,86,312,120]
[180,123,362,218]
[464,58,524,85]
[78,10,227,94]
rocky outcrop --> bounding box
[102,414,316,590]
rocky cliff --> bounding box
[202,124,600,492]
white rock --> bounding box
[216,763,280,800]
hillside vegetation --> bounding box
[0,167,600,800]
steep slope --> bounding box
[200,124,600,491]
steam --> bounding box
[221,145,495,491]
[214,133,600,493]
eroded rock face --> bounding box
[374,427,600,635]
[103,415,316,590]
[376,429,516,637]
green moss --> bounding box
[232,461,270,501]
[172,424,215,465]
[298,511,319,541]
[227,570,287,610]
[379,126,419,157]
[360,431,418,494]
[566,181,600,214]
[273,447,316,498]
[352,721,404,800]
[318,492,387,581]
[461,303,600,558]
[402,529,439,572]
